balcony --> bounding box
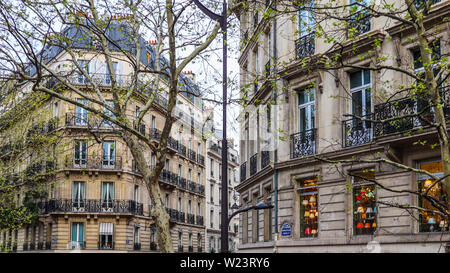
[342,115,373,147]
[290,129,316,158]
[240,162,247,182]
[343,86,450,147]
[65,155,122,171]
[37,199,144,215]
[261,150,270,169]
[150,242,157,251]
[133,243,141,251]
[347,10,371,38]
[196,215,204,226]
[45,241,52,250]
[295,33,315,60]
[178,144,187,157]
[198,154,205,166]
[188,246,194,253]
[178,245,184,253]
[188,149,197,162]
[68,73,131,87]
[198,246,202,252]
[187,213,195,224]
[65,112,115,129]
[250,153,258,176]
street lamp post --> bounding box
[192,0,229,252]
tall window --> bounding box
[151,115,156,129]
[134,185,139,202]
[350,69,371,119]
[101,182,114,212]
[178,197,182,212]
[418,160,449,232]
[74,140,87,167]
[297,0,315,38]
[102,141,115,168]
[77,60,89,84]
[75,99,88,125]
[299,178,318,238]
[298,89,315,133]
[72,182,85,211]
[71,222,84,249]
[103,100,115,127]
[352,171,377,235]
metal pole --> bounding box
[220,0,228,253]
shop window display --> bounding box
[352,172,377,235]
[299,178,318,238]
[418,161,449,232]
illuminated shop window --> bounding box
[352,171,377,235]
[418,160,449,232]
[299,178,318,238]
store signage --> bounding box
[281,222,292,237]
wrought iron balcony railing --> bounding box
[343,86,450,147]
[133,243,141,250]
[37,199,144,215]
[295,33,315,60]
[178,245,184,253]
[196,215,204,226]
[290,129,316,158]
[150,241,157,250]
[187,213,195,224]
[342,114,373,147]
[65,112,116,129]
[250,153,258,176]
[66,155,122,170]
[68,73,131,87]
[240,161,247,183]
[188,149,197,161]
[348,10,371,38]
[98,241,115,250]
[261,150,270,169]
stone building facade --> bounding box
[0,21,207,252]
[235,0,450,253]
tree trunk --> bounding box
[122,130,174,253]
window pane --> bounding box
[350,71,362,89]
[352,90,363,116]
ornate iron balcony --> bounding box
[250,153,258,176]
[196,215,204,226]
[66,155,122,170]
[240,162,247,183]
[347,10,371,38]
[187,213,195,224]
[295,33,315,60]
[188,149,197,161]
[65,112,116,129]
[342,114,373,147]
[261,150,270,169]
[37,199,144,215]
[68,73,131,87]
[133,243,141,250]
[290,129,316,158]
[198,154,205,165]
[150,242,157,250]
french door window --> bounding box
[418,160,449,232]
[350,69,372,128]
[75,99,88,125]
[71,222,84,249]
[103,100,115,127]
[101,182,114,212]
[72,182,85,211]
[74,140,87,167]
[298,88,315,133]
[102,141,115,168]
[77,60,89,84]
